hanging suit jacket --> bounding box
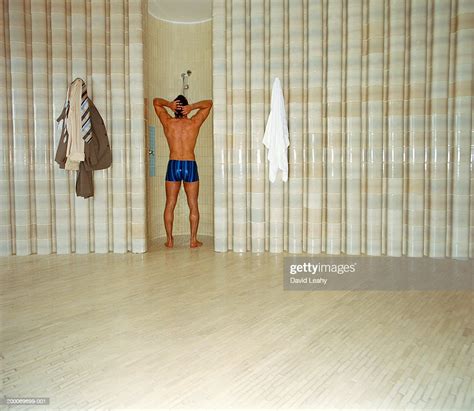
[55,97,112,198]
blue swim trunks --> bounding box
[165,159,199,182]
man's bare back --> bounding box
[161,117,199,160]
[153,96,212,248]
[153,97,212,160]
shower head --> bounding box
[181,70,192,97]
[181,71,192,79]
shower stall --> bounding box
[145,7,213,245]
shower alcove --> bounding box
[145,0,213,246]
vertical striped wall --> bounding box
[212,0,473,258]
[0,0,146,255]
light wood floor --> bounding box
[1,236,472,410]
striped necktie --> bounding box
[56,78,93,146]
[80,79,92,143]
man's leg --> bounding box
[164,181,181,247]
[183,181,202,248]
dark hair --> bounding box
[174,94,189,118]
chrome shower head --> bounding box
[181,70,192,79]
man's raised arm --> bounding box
[184,100,213,126]
[153,98,178,124]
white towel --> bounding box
[262,77,289,183]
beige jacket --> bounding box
[55,96,112,198]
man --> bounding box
[153,95,213,248]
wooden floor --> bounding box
[1,236,472,410]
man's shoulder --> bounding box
[168,118,196,127]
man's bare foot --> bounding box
[190,239,203,248]
[165,237,174,248]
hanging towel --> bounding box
[262,77,289,183]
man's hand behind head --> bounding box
[169,100,180,112]
[181,104,193,116]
